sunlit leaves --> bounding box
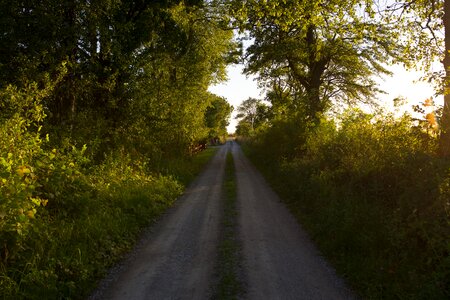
[205,94,233,141]
[125,2,235,155]
[229,0,405,120]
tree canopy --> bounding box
[205,94,233,143]
[230,0,408,122]
[0,0,236,157]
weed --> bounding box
[243,110,450,299]
[213,151,245,299]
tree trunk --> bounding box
[439,0,450,156]
[306,86,322,123]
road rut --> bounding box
[92,142,355,299]
[232,141,355,300]
[92,146,227,300]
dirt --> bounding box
[90,146,227,300]
[90,141,355,299]
[232,141,355,300]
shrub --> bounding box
[0,82,197,299]
[0,82,56,263]
[245,109,450,299]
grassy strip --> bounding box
[0,148,218,299]
[160,147,219,186]
[243,142,449,300]
[213,151,244,299]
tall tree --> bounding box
[235,97,269,131]
[0,0,236,157]
[126,2,236,156]
[230,0,404,122]
[440,0,450,155]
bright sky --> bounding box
[209,63,443,133]
[208,64,262,133]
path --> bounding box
[232,141,355,299]
[91,146,227,299]
[91,142,355,299]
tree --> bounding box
[205,94,233,143]
[230,0,404,123]
[126,1,237,156]
[235,97,270,132]
[235,120,252,137]
[381,0,449,155]
[440,0,450,155]
[0,0,237,157]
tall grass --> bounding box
[0,148,218,299]
[244,110,450,299]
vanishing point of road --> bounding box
[90,141,355,300]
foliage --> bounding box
[382,0,444,69]
[0,79,87,265]
[244,110,449,299]
[235,97,270,137]
[0,136,217,299]
[376,0,450,155]
[205,94,233,143]
[157,147,219,186]
[229,0,406,121]
[0,0,232,296]
[0,0,235,159]
[1,158,183,299]
[123,2,236,157]
[231,3,450,295]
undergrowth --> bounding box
[0,100,217,300]
[242,109,450,299]
[0,146,217,299]
[157,147,219,186]
[0,81,220,299]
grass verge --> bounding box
[158,147,219,185]
[244,142,449,300]
[213,150,245,299]
[0,148,218,299]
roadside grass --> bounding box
[239,113,449,299]
[254,160,449,300]
[158,147,218,185]
[213,150,245,300]
[0,148,218,299]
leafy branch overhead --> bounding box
[229,1,448,144]
[230,0,408,121]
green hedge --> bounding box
[244,110,450,299]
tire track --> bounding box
[232,141,356,300]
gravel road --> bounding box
[91,145,227,300]
[232,141,355,300]
[91,141,355,299]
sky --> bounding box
[208,64,261,132]
[208,64,261,133]
[208,63,443,133]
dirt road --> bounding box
[91,142,355,299]
[232,141,355,300]
[91,146,227,300]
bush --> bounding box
[0,82,70,264]
[0,82,216,299]
[245,109,450,299]
[0,147,186,299]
